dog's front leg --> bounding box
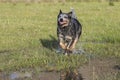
[68,37,78,51]
[59,34,66,50]
[59,41,69,55]
[59,42,66,50]
[66,40,73,50]
[65,36,72,50]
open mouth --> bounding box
[59,20,68,25]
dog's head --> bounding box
[57,10,72,27]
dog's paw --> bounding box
[64,52,68,56]
[63,50,73,56]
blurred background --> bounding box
[0,0,119,3]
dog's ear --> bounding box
[59,9,62,14]
[68,11,72,18]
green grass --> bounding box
[0,2,120,71]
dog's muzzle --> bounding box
[59,18,68,26]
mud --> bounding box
[0,57,120,80]
[79,57,120,80]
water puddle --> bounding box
[0,57,119,80]
[10,71,32,80]
[56,47,85,54]
[0,71,32,80]
[0,70,60,80]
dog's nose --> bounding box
[60,18,63,22]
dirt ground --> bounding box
[0,57,120,80]
[79,57,120,80]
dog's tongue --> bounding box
[59,21,66,25]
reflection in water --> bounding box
[10,72,32,80]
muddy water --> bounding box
[0,71,60,80]
[10,72,32,80]
[79,57,120,80]
[0,71,32,80]
[0,57,120,80]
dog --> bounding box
[57,9,82,55]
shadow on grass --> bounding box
[0,50,11,53]
[39,35,58,51]
[0,49,15,54]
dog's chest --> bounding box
[58,26,76,42]
[60,26,75,37]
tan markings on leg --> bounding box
[65,36,72,50]
[65,42,68,47]
[69,38,78,51]
[59,36,67,49]
[60,42,66,49]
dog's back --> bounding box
[66,18,82,40]
[71,8,82,38]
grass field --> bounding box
[0,2,120,75]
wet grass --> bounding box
[0,2,120,72]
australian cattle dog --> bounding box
[57,9,82,55]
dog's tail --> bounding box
[70,8,77,19]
